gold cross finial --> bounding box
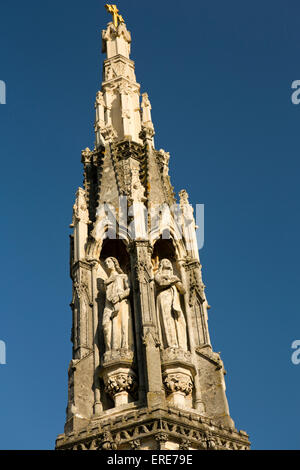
[105,4,125,28]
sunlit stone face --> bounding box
[105,257,115,271]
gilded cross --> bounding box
[105,4,125,28]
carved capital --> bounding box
[163,372,193,396]
[104,371,137,398]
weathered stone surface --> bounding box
[55,11,250,451]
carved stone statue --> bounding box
[154,259,188,350]
[102,257,133,352]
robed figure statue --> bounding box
[154,259,188,350]
[102,257,133,352]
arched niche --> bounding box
[152,237,189,351]
[97,239,135,411]
[152,238,176,273]
[100,239,130,273]
[97,239,131,317]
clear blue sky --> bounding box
[0,0,299,450]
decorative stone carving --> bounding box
[94,91,106,148]
[162,367,194,409]
[130,439,141,450]
[70,187,90,227]
[142,328,160,349]
[110,141,146,200]
[103,348,134,363]
[155,432,168,442]
[179,439,191,450]
[160,347,191,364]
[104,61,135,82]
[81,147,92,161]
[130,161,146,204]
[157,149,170,177]
[179,189,199,260]
[100,124,117,143]
[102,22,131,60]
[56,411,250,450]
[153,149,176,205]
[73,269,90,300]
[163,372,193,396]
[154,259,188,350]
[96,90,105,107]
[205,431,217,450]
[141,93,154,140]
[57,10,251,452]
[141,93,152,121]
[104,370,137,404]
[71,268,92,358]
[100,257,137,408]
[101,359,137,407]
[102,257,133,353]
[101,431,118,450]
[140,125,155,141]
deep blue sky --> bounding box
[0,0,299,450]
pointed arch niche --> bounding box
[99,239,130,273]
[151,238,176,273]
[151,237,190,351]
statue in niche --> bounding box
[154,259,188,350]
[102,257,133,352]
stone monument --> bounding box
[55,5,250,451]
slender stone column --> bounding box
[179,260,205,413]
[90,259,102,414]
[129,241,166,409]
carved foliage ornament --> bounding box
[104,372,137,398]
[163,372,193,396]
[73,270,90,302]
[101,431,118,450]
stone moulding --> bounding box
[57,16,250,451]
[56,406,250,451]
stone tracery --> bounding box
[56,8,250,451]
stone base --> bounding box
[100,353,137,408]
[161,348,196,410]
[56,406,250,451]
